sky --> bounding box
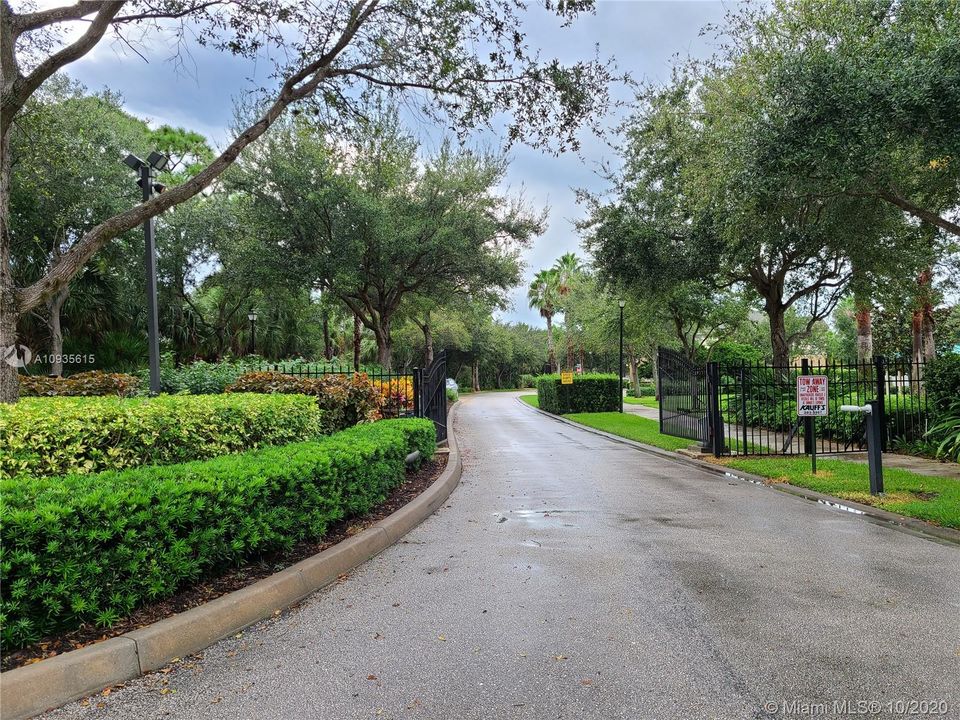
[52,0,732,327]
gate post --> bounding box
[412,367,422,418]
[801,358,813,456]
[707,361,724,457]
[874,355,887,451]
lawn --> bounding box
[519,394,539,407]
[721,456,960,529]
[624,396,659,408]
[564,412,691,452]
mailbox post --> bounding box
[840,401,884,495]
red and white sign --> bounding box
[797,376,828,416]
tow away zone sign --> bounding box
[797,375,828,416]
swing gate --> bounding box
[656,348,929,457]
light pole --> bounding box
[618,299,625,413]
[124,151,170,394]
[247,309,258,356]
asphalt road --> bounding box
[45,392,960,720]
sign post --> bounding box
[797,375,828,474]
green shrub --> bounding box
[0,394,321,480]
[519,374,537,389]
[700,341,764,366]
[150,355,256,395]
[926,399,960,462]
[0,418,435,648]
[19,371,140,398]
[925,354,960,416]
[227,371,383,434]
[446,387,459,403]
[535,374,619,414]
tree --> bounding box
[235,113,538,369]
[0,0,619,401]
[527,268,560,372]
[552,252,585,368]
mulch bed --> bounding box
[2,453,448,672]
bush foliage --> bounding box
[0,394,321,480]
[19,371,140,398]
[227,371,383,433]
[535,374,620,414]
[925,354,960,417]
[0,419,436,648]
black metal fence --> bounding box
[253,355,449,441]
[657,348,710,446]
[657,349,930,457]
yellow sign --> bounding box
[560,371,574,385]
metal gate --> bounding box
[415,351,448,443]
[656,348,929,457]
[657,348,714,449]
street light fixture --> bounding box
[618,299,626,413]
[247,309,259,356]
[124,151,170,394]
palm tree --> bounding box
[528,268,559,372]
[553,252,584,368]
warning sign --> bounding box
[560,371,574,385]
[797,376,828,416]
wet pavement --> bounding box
[43,392,960,720]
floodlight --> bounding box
[147,151,170,171]
[124,153,144,170]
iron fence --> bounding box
[253,362,416,420]
[252,355,449,441]
[657,349,930,457]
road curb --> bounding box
[0,405,462,720]
[516,397,960,547]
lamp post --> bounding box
[124,151,170,394]
[618,299,625,413]
[247,309,259,356]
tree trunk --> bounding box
[545,314,556,372]
[768,306,791,371]
[422,310,434,367]
[853,292,873,363]
[472,360,480,392]
[373,316,393,370]
[322,311,332,361]
[628,355,640,395]
[911,309,923,382]
[46,285,69,376]
[0,121,19,402]
[565,328,574,370]
[921,304,936,363]
[353,313,362,371]
[652,352,660,401]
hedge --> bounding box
[0,393,321,480]
[535,374,620,414]
[925,354,960,417]
[0,418,436,648]
[19,371,140,398]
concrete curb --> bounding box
[0,405,462,720]
[516,397,960,547]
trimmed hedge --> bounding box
[926,354,960,417]
[0,418,436,648]
[0,393,321,480]
[536,374,620,414]
[19,371,140,398]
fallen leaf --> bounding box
[101,688,112,697]
[554,655,568,661]
[580,679,593,686]
[438,634,446,641]
[367,674,378,681]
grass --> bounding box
[519,394,539,407]
[624,396,659,408]
[565,412,691,452]
[720,456,960,529]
